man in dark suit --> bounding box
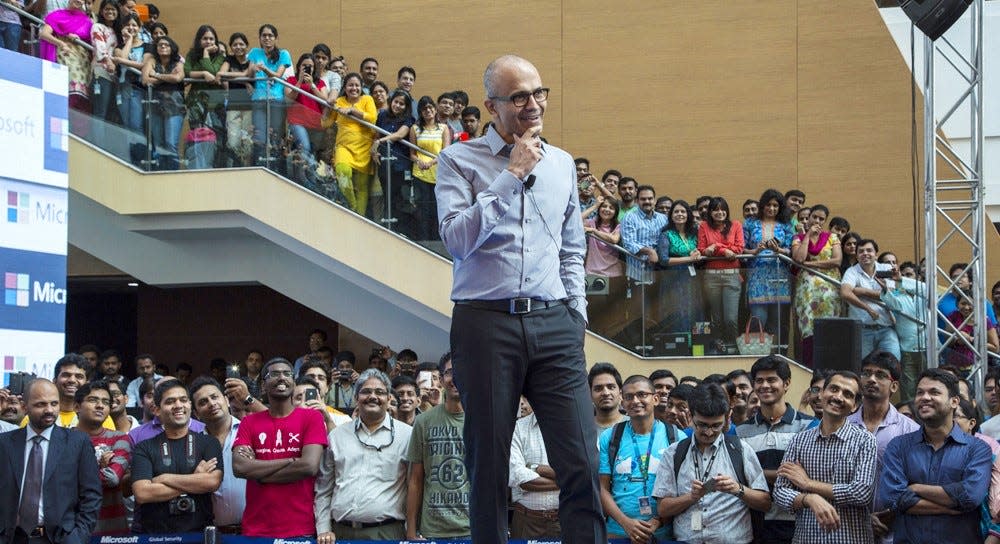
[0,378,101,544]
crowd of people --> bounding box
[1,2,488,239]
[3,339,1000,544]
[576,166,997,401]
[3,2,995,385]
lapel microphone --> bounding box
[524,174,536,190]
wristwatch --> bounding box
[528,463,540,471]
[244,395,255,406]
[736,483,745,499]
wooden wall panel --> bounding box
[796,1,923,260]
[562,1,798,196]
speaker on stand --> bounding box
[814,318,863,374]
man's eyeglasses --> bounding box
[622,391,653,402]
[693,420,726,432]
[359,388,389,398]
[266,369,294,379]
[489,87,549,108]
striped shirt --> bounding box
[87,428,132,535]
[773,421,878,544]
[737,404,818,542]
[620,209,667,282]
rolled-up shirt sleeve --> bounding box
[942,438,992,511]
[772,436,802,513]
[878,436,919,513]
[508,429,539,489]
[832,432,877,507]
[557,160,587,319]
[620,215,643,255]
[436,150,521,261]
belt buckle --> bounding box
[510,297,531,314]
[30,527,45,538]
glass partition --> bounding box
[585,254,789,358]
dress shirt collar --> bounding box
[27,424,54,441]
[485,124,545,157]
[849,403,904,431]
[751,402,797,426]
[815,419,852,441]
[921,422,971,446]
[692,432,725,456]
[355,414,392,434]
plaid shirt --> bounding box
[773,421,878,544]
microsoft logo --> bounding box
[50,117,68,152]
[4,272,29,307]
[4,355,26,371]
[7,190,29,224]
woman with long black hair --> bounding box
[408,95,450,240]
[697,196,745,349]
[141,35,185,169]
[657,199,705,334]
[247,23,291,167]
[372,89,414,231]
[743,188,795,336]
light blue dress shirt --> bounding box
[435,126,587,319]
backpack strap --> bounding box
[672,437,693,481]
[723,434,748,486]
[666,423,676,444]
[606,421,628,470]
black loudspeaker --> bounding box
[900,0,973,41]
[814,318,863,373]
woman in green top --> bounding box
[656,199,706,335]
[184,25,226,133]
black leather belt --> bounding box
[335,518,403,529]
[512,502,560,521]
[862,323,889,329]
[457,298,565,315]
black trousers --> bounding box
[451,302,606,544]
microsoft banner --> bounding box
[0,48,68,387]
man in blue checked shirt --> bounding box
[877,368,992,544]
[773,371,878,543]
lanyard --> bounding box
[691,441,720,482]
[629,421,657,496]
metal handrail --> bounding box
[268,76,434,159]
[7,11,436,163]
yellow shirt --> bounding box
[412,123,447,184]
[324,95,377,174]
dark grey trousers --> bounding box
[451,302,606,544]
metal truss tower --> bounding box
[923,0,987,387]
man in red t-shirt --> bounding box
[233,357,328,537]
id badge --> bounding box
[688,265,697,277]
[638,496,652,517]
[691,508,703,531]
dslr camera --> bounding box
[168,494,196,515]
